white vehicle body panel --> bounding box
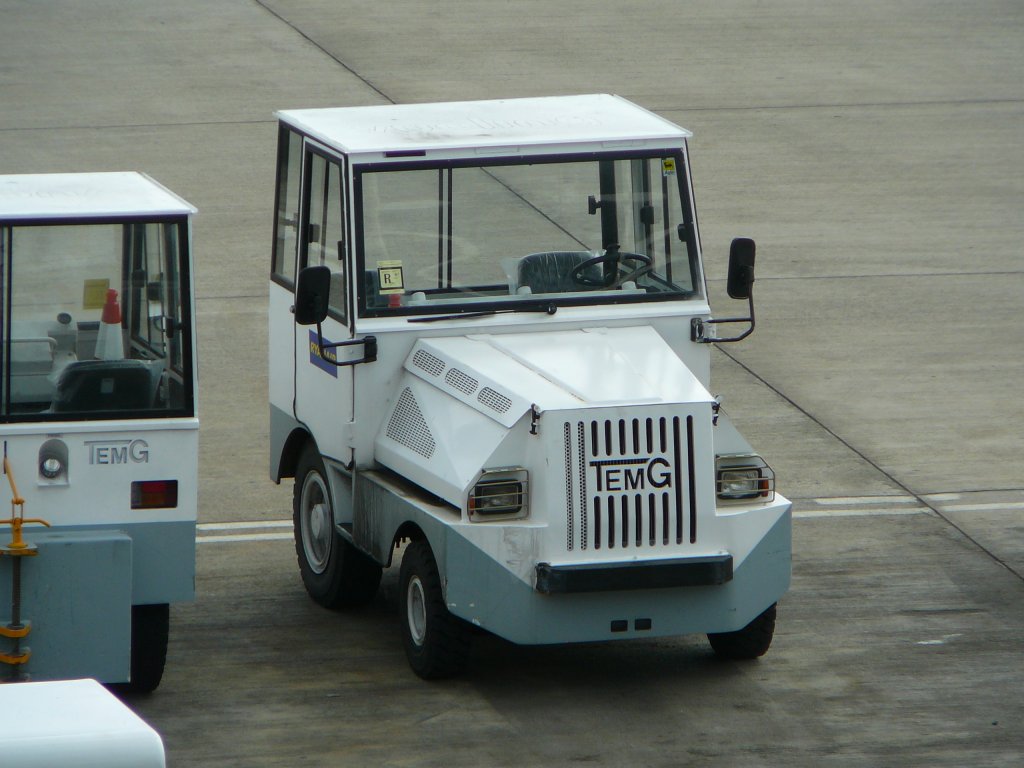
[277,94,690,158]
[0,679,166,767]
[0,172,195,220]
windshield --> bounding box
[0,219,193,420]
[356,153,700,317]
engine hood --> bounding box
[374,326,714,507]
[404,326,713,428]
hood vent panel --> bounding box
[445,367,479,395]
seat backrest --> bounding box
[51,360,155,413]
[516,251,593,294]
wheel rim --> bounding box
[299,471,332,575]
[406,575,427,647]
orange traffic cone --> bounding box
[94,288,124,360]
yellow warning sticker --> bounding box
[82,278,110,309]
[662,158,677,176]
[377,260,405,294]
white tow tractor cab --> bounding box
[0,173,198,691]
[268,95,790,678]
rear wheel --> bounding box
[128,603,169,693]
[707,603,777,660]
[294,445,381,608]
[399,539,470,679]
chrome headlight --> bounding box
[715,454,775,502]
[468,467,528,522]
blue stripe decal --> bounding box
[308,329,338,377]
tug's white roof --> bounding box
[277,94,691,156]
[0,172,195,221]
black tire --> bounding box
[128,603,169,693]
[294,445,382,608]
[399,539,470,679]
[708,603,777,660]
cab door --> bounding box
[293,146,355,466]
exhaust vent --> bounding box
[386,387,436,458]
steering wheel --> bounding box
[567,246,653,289]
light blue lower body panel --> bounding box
[48,520,196,605]
[118,520,196,604]
[444,511,791,645]
[1,530,132,683]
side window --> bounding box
[272,127,302,284]
[302,151,347,322]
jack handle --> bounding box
[2,454,50,551]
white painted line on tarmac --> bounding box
[197,521,292,531]
[935,501,1024,513]
[810,495,919,506]
[795,495,929,518]
[195,498,1024,543]
[794,507,927,519]
[196,520,293,543]
[197,531,293,543]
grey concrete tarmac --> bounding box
[2,0,1022,765]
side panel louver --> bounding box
[386,387,436,458]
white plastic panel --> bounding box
[481,326,714,406]
[277,94,691,156]
[0,172,195,221]
[0,679,166,767]
[374,374,509,506]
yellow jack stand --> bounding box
[1,455,50,677]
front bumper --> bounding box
[535,554,733,594]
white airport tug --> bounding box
[0,172,198,691]
[268,95,791,678]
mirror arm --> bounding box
[312,323,378,366]
[691,291,756,343]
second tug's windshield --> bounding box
[356,154,701,317]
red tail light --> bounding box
[131,480,178,509]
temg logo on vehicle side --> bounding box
[85,438,150,465]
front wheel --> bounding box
[707,603,777,660]
[399,539,470,679]
[294,445,382,608]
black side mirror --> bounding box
[726,237,756,300]
[294,265,331,326]
[691,237,757,344]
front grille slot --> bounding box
[564,415,697,552]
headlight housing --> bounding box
[468,467,528,522]
[38,438,69,484]
[715,454,775,502]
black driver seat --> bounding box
[517,251,600,294]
